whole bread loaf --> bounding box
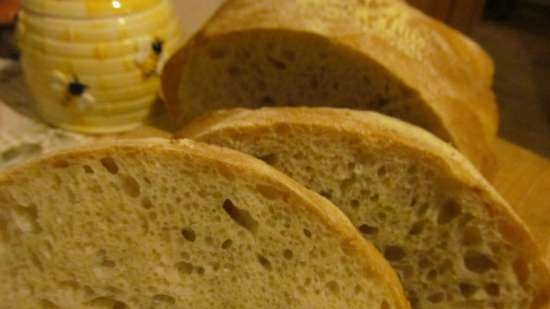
[0,139,409,309]
[179,107,550,309]
[162,0,498,178]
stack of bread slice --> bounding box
[1,0,549,309]
[162,0,498,178]
[179,107,550,309]
[0,139,409,309]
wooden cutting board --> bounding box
[492,139,550,265]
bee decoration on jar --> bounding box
[135,37,167,78]
[51,71,95,111]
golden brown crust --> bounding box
[161,47,189,121]
[0,138,411,309]
[162,0,498,179]
[178,107,550,304]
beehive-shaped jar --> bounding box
[17,0,183,133]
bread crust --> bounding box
[178,107,550,307]
[0,138,410,309]
[162,0,498,179]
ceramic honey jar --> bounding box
[17,0,184,134]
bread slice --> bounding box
[179,107,550,309]
[162,0,498,178]
[0,138,409,309]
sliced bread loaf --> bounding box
[162,0,498,178]
[0,139,409,309]
[179,107,550,309]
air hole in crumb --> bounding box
[485,283,500,296]
[303,229,312,238]
[320,190,333,199]
[358,224,378,235]
[464,250,496,273]
[350,199,360,209]
[31,254,44,271]
[257,254,272,271]
[384,246,405,261]
[221,239,232,249]
[370,193,380,202]
[121,175,140,198]
[112,301,127,309]
[196,266,205,275]
[36,297,60,308]
[438,200,461,224]
[409,220,428,236]
[427,269,438,280]
[377,166,387,177]
[326,281,339,295]
[176,262,194,275]
[428,292,444,303]
[283,249,293,259]
[419,258,431,268]
[152,294,175,305]
[409,297,419,308]
[222,199,259,234]
[459,283,478,298]
[141,197,153,209]
[83,165,94,174]
[102,259,116,268]
[258,153,277,165]
[267,56,286,70]
[381,300,390,309]
[100,157,119,174]
[180,228,196,242]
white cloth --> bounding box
[0,59,90,169]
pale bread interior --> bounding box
[177,30,447,140]
[187,110,548,309]
[0,140,405,309]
